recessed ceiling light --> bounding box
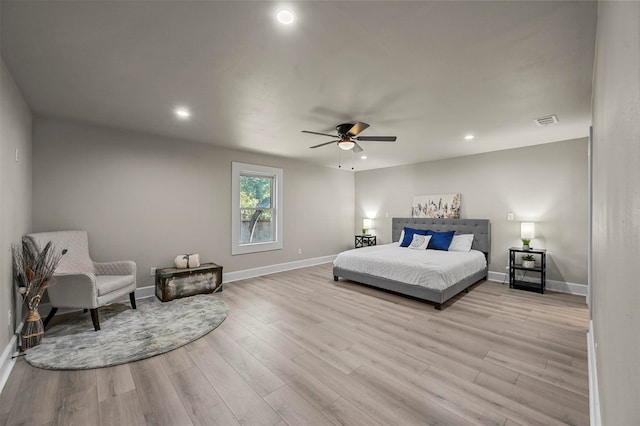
[174,107,191,119]
[361,155,367,160]
[276,9,295,25]
[464,134,475,140]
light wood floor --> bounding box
[0,263,589,426]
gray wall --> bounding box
[355,139,588,285]
[591,2,640,424]
[0,59,32,347]
[32,117,354,289]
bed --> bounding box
[333,218,490,309]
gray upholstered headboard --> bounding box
[392,218,491,257]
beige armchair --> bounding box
[26,230,136,331]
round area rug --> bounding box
[24,294,228,370]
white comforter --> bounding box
[333,243,487,291]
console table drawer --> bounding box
[155,262,223,302]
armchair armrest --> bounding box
[48,272,99,309]
[94,260,136,276]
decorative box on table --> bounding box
[155,262,223,302]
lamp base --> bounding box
[522,244,530,250]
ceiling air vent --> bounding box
[534,114,559,127]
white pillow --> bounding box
[408,234,431,250]
[398,229,405,243]
[448,234,474,252]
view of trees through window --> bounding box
[240,175,274,243]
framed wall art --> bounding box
[411,193,461,219]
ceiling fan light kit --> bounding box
[339,139,355,150]
[302,121,397,153]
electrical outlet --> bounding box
[297,248,302,255]
[8,310,12,325]
[150,267,157,276]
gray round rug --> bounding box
[24,294,228,370]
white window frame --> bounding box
[232,162,283,255]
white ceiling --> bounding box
[1,1,597,171]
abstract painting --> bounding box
[412,193,461,219]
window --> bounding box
[231,162,283,255]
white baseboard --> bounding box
[222,255,336,283]
[487,271,587,296]
[136,255,336,296]
[0,332,19,395]
[38,255,337,313]
[588,320,601,426]
[37,284,159,317]
[133,285,156,300]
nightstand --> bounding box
[509,247,547,293]
[355,234,377,248]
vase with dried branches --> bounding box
[12,237,66,351]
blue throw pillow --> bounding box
[400,227,428,247]
[426,230,455,250]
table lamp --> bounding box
[521,222,535,250]
[363,218,373,235]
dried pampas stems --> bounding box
[12,237,66,350]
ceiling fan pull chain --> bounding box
[337,146,341,168]
[351,150,354,170]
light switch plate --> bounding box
[507,211,514,221]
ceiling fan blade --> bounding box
[355,136,397,142]
[353,142,364,153]
[302,130,339,138]
[310,140,339,149]
[347,122,370,136]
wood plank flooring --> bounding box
[0,263,589,426]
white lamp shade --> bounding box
[363,218,374,229]
[521,222,535,239]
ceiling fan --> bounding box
[301,122,397,153]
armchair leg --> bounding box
[43,307,58,329]
[90,309,101,331]
[129,292,137,309]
